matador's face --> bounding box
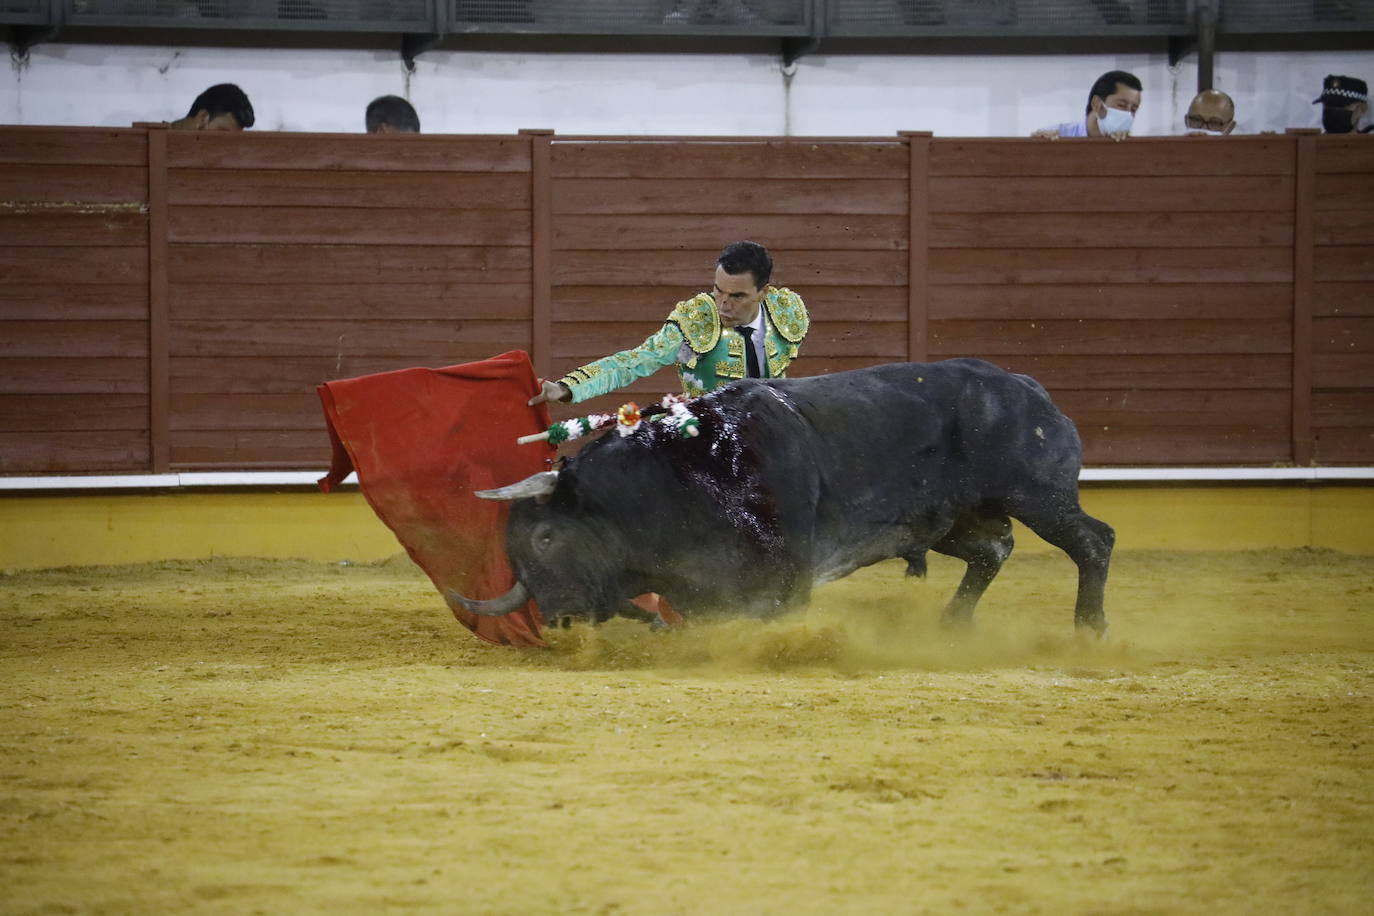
[712,265,764,328]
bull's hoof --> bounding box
[939,611,975,631]
[1074,617,1108,639]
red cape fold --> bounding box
[317,350,553,647]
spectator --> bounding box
[1032,70,1141,141]
[168,83,254,131]
[1184,89,1236,135]
[365,95,421,134]
[1314,75,1370,134]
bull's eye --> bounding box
[531,524,555,554]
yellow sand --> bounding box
[1,550,1370,914]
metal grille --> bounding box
[63,0,436,30]
[21,1,1374,44]
[827,0,1190,34]
[450,0,809,34]
[1221,0,1374,30]
[1,0,50,24]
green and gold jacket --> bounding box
[558,287,809,404]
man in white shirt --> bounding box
[1032,70,1142,141]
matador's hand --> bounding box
[528,379,571,406]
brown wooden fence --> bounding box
[1,126,1370,474]
[1,128,151,472]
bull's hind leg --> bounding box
[930,513,1014,627]
[1008,496,1115,634]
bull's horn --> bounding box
[474,471,559,501]
[446,582,530,617]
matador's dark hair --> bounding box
[716,240,772,289]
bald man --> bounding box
[1184,89,1236,136]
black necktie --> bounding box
[736,325,761,378]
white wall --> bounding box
[2,40,1371,136]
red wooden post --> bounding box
[900,131,931,364]
[521,129,554,381]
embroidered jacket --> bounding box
[558,287,810,404]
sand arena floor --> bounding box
[1,548,1371,915]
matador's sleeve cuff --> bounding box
[557,322,686,404]
[557,366,600,402]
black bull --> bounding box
[451,359,1115,633]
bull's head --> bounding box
[447,468,638,624]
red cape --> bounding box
[317,350,553,647]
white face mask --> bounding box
[1097,106,1134,135]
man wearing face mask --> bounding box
[1315,75,1371,135]
[1032,70,1142,141]
[1184,89,1237,136]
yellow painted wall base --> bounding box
[0,490,404,571]
[1072,485,1373,554]
[1,484,1372,571]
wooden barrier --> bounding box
[160,130,533,469]
[0,127,1370,473]
[1312,138,1374,463]
[0,127,151,473]
[927,135,1299,465]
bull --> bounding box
[450,359,1114,633]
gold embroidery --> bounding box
[762,287,809,344]
[722,331,753,379]
[717,356,746,379]
[560,365,603,388]
[667,294,721,354]
[764,329,796,378]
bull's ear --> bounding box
[475,470,559,502]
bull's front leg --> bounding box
[930,513,1015,628]
[765,554,814,618]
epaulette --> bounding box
[666,293,721,355]
[763,287,809,344]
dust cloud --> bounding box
[535,549,1347,675]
